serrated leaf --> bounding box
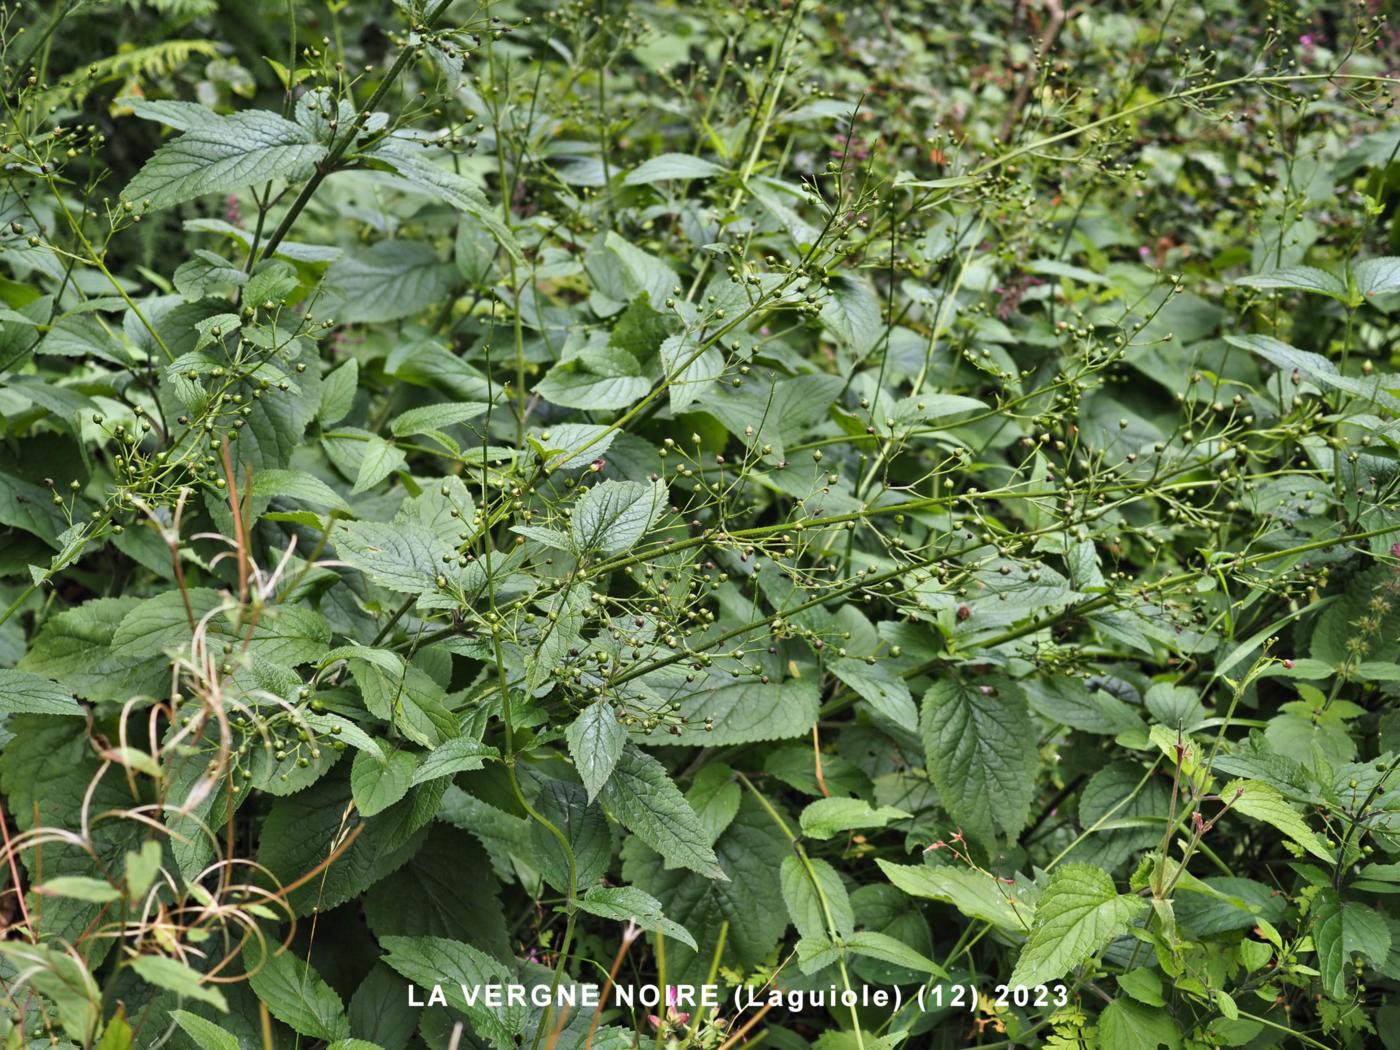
[798,797,910,839]
[410,737,498,786]
[843,931,946,976]
[1225,779,1332,862]
[319,359,358,425]
[352,437,407,493]
[248,951,349,1040]
[169,1011,240,1050]
[1009,865,1146,986]
[780,855,854,941]
[624,153,724,185]
[319,242,457,324]
[1354,256,1400,298]
[0,669,85,716]
[920,675,1037,849]
[570,478,666,554]
[1235,265,1348,300]
[334,520,448,593]
[599,744,725,880]
[567,700,626,801]
[876,860,1033,933]
[379,936,524,1050]
[125,111,326,211]
[641,678,819,746]
[390,402,489,437]
[351,749,418,817]
[579,885,698,949]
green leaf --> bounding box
[624,153,724,185]
[1312,887,1391,1000]
[876,860,1034,933]
[620,793,789,980]
[124,111,326,211]
[129,955,228,1011]
[410,737,498,786]
[334,520,449,594]
[780,855,854,941]
[843,931,946,976]
[920,675,1037,848]
[570,478,667,554]
[319,242,457,324]
[248,951,350,1040]
[599,744,725,880]
[820,274,882,354]
[251,469,350,513]
[537,349,652,410]
[319,359,358,426]
[1235,265,1349,300]
[1008,864,1146,986]
[798,797,911,839]
[36,876,121,902]
[1225,779,1332,862]
[579,885,698,949]
[349,658,455,747]
[352,437,407,494]
[351,749,419,817]
[379,936,524,1050]
[390,402,489,437]
[0,669,85,716]
[1099,998,1181,1050]
[641,678,820,746]
[258,772,442,916]
[1354,256,1400,298]
[567,700,626,801]
[169,1011,241,1050]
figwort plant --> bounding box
[0,1,1399,1048]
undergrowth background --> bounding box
[2,0,1400,1047]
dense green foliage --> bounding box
[3,0,1400,1047]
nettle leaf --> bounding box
[798,797,911,840]
[351,749,419,817]
[536,346,653,410]
[570,478,667,554]
[124,110,326,211]
[334,520,452,594]
[876,860,1035,933]
[169,1011,240,1050]
[640,678,820,746]
[780,855,854,941]
[579,885,698,949]
[1354,256,1400,299]
[1234,265,1349,300]
[1009,865,1147,986]
[1225,780,1333,862]
[390,401,489,437]
[623,153,724,185]
[0,669,84,716]
[1311,887,1391,1000]
[621,793,789,980]
[599,744,725,880]
[319,241,457,324]
[248,952,349,1041]
[567,700,627,801]
[920,675,1037,849]
[379,936,525,1050]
